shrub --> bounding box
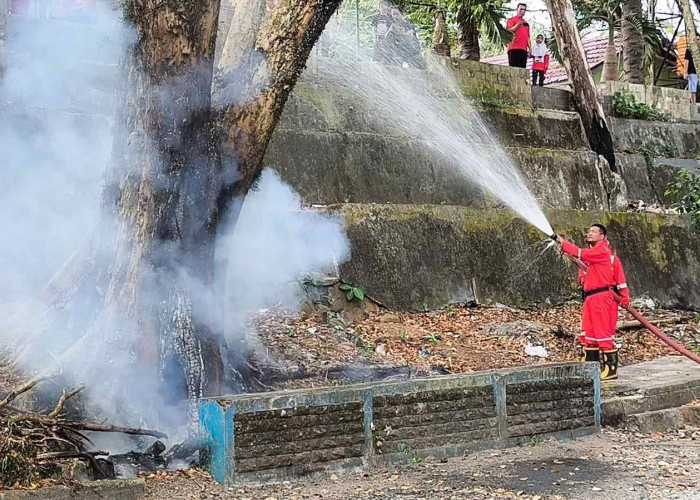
[613,91,670,122]
[664,168,700,228]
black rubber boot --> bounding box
[581,346,600,363]
[601,349,619,380]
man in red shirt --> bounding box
[506,3,531,68]
[556,224,630,380]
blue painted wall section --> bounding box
[199,362,601,484]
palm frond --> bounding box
[624,14,665,71]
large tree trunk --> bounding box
[621,0,646,83]
[680,0,700,82]
[545,0,617,171]
[431,8,451,57]
[601,21,619,81]
[100,0,226,427]
[458,19,480,61]
[213,0,342,204]
[35,0,343,430]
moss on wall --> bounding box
[337,205,700,311]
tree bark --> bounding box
[458,19,480,61]
[101,0,226,426]
[431,8,451,57]
[621,0,646,83]
[457,16,481,61]
[213,0,343,210]
[602,21,619,81]
[680,0,700,82]
[37,0,343,429]
[544,0,617,171]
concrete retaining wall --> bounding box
[336,205,700,311]
[610,117,700,159]
[599,81,694,122]
[264,79,620,210]
[199,362,600,484]
[449,59,531,106]
[617,153,699,203]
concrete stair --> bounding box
[602,356,700,433]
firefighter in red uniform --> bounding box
[556,224,630,379]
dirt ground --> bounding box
[143,427,700,500]
[251,303,700,389]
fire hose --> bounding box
[550,235,700,365]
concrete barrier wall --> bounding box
[199,362,600,484]
[263,67,700,210]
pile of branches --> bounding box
[0,374,167,487]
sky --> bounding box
[504,0,699,39]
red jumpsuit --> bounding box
[562,240,629,350]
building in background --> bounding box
[482,32,681,89]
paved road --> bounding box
[145,428,700,500]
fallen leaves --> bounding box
[248,303,697,389]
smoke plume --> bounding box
[0,5,349,436]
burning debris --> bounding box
[0,372,167,487]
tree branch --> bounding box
[0,375,51,411]
[10,413,167,439]
[67,422,168,439]
[36,450,108,460]
[47,385,86,419]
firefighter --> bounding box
[555,223,630,380]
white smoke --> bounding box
[0,5,350,435]
[221,169,350,336]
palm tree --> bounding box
[621,0,645,83]
[454,0,511,61]
[397,0,510,61]
[570,0,663,82]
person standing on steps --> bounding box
[684,42,698,104]
[506,3,531,68]
[531,34,550,86]
[555,224,630,380]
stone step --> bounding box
[602,356,700,427]
[626,404,700,434]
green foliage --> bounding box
[396,0,511,54]
[548,0,664,71]
[398,331,409,342]
[424,332,441,344]
[421,302,430,312]
[613,91,670,122]
[397,443,423,463]
[332,0,383,55]
[356,338,376,356]
[664,169,700,228]
[527,434,543,447]
[339,283,365,301]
